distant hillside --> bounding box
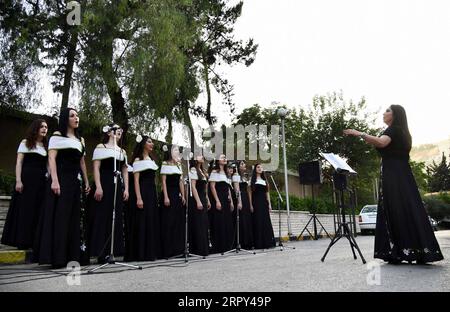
[411,137,450,165]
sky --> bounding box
[36,0,450,146]
[198,0,450,146]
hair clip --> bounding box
[162,145,168,152]
[136,134,143,143]
[102,125,110,133]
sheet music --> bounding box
[320,152,357,174]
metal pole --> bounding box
[281,118,292,238]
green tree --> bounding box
[234,91,382,206]
[410,160,428,194]
[427,153,450,192]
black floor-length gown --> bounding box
[87,145,126,260]
[187,168,209,257]
[34,133,88,267]
[209,171,234,254]
[232,174,254,249]
[374,125,443,263]
[160,162,185,258]
[1,140,47,249]
[127,158,161,261]
[252,179,275,249]
[123,165,135,261]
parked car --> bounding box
[358,204,439,234]
[358,205,377,234]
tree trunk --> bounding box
[60,31,78,115]
[202,55,213,126]
[100,37,130,137]
[166,116,173,144]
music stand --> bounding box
[268,173,295,251]
[319,153,366,264]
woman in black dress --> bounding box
[35,108,90,268]
[128,135,161,261]
[209,154,235,254]
[231,160,254,250]
[250,163,275,250]
[87,124,129,263]
[344,105,443,264]
[160,144,186,258]
[1,119,48,249]
[188,155,211,257]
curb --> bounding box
[0,249,32,264]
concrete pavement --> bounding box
[0,231,449,292]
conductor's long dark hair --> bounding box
[390,104,412,152]
[58,107,81,139]
[251,163,270,193]
[25,119,48,150]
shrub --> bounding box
[269,191,335,214]
[423,194,450,220]
[0,170,15,195]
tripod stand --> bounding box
[269,174,295,251]
[321,172,366,264]
[224,176,256,256]
[88,127,142,273]
[299,184,331,240]
[180,157,206,262]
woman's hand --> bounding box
[216,201,222,211]
[207,200,211,210]
[230,202,235,212]
[137,198,144,209]
[237,202,242,211]
[123,190,129,201]
[250,204,254,213]
[94,187,103,201]
[15,181,24,193]
[197,202,204,210]
[51,180,61,196]
[84,185,91,195]
[164,197,170,207]
[181,196,186,206]
[343,129,362,137]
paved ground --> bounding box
[0,231,449,292]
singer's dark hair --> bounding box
[211,154,229,178]
[390,104,412,152]
[237,160,248,180]
[131,135,156,162]
[251,163,270,192]
[25,119,48,150]
[58,107,80,139]
[189,155,208,180]
[162,144,177,162]
[101,123,122,147]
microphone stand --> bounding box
[268,173,295,251]
[182,155,205,262]
[89,127,142,273]
[224,175,256,256]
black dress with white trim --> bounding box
[87,145,127,261]
[232,174,254,249]
[127,158,161,261]
[34,133,88,267]
[208,171,234,254]
[160,161,185,258]
[251,178,275,249]
[1,140,47,249]
[188,168,209,256]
